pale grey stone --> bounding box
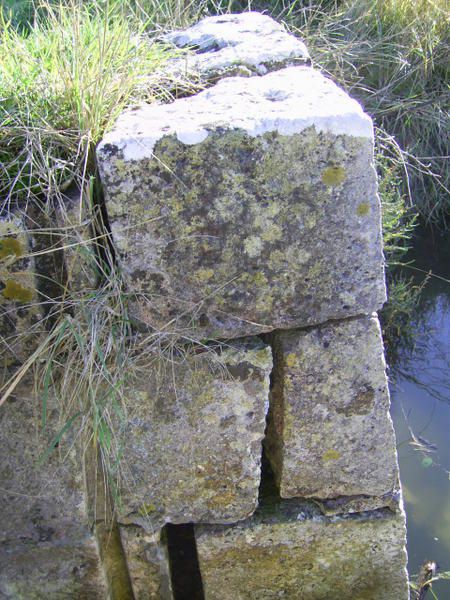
[0,381,106,598]
[164,12,310,80]
[117,338,271,528]
[97,66,385,339]
[120,526,173,600]
[195,500,409,600]
[265,314,400,501]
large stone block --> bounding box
[97,66,385,339]
[164,12,310,81]
[0,213,43,366]
[118,338,271,528]
[0,382,105,598]
[265,315,399,503]
[195,500,409,600]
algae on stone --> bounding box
[265,315,400,504]
[0,214,43,366]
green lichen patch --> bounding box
[321,165,346,186]
[322,449,341,461]
[357,202,370,216]
[0,237,23,259]
[2,279,34,302]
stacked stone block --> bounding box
[96,12,409,599]
[0,12,409,599]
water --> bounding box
[389,230,450,596]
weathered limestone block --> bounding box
[120,525,173,600]
[195,500,409,600]
[164,12,310,81]
[0,212,42,365]
[265,315,400,504]
[118,338,271,528]
[0,382,105,598]
[97,66,386,339]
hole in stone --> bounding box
[164,523,205,600]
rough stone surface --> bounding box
[0,212,43,365]
[164,12,309,80]
[265,314,400,501]
[120,525,173,600]
[195,499,409,600]
[0,382,105,598]
[97,66,385,339]
[117,338,272,528]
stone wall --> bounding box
[0,12,409,599]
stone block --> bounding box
[195,499,409,600]
[0,382,105,598]
[0,212,43,366]
[120,525,173,600]
[97,66,385,339]
[265,315,400,502]
[164,12,310,81]
[117,338,272,528]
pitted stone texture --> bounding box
[97,67,385,339]
[0,213,43,365]
[164,12,309,80]
[195,501,409,600]
[0,382,105,598]
[119,338,271,528]
[120,526,173,600]
[265,315,399,501]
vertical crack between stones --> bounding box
[259,331,284,504]
[164,523,205,600]
[85,441,135,599]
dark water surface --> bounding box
[389,230,450,596]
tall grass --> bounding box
[282,0,450,224]
[0,0,179,209]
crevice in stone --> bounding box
[164,523,205,600]
[259,331,284,497]
[25,198,68,327]
[96,520,135,600]
[85,441,134,599]
[91,170,117,274]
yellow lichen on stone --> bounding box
[322,449,341,461]
[243,236,263,258]
[322,166,346,186]
[261,224,282,242]
[285,353,299,369]
[356,202,370,216]
[0,237,23,259]
[2,279,34,303]
[195,268,215,282]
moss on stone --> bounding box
[0,237,23,259]
[322,449,341,461]
[2,279,34,303]
[322,165,346,186]
[357,202,370,216]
